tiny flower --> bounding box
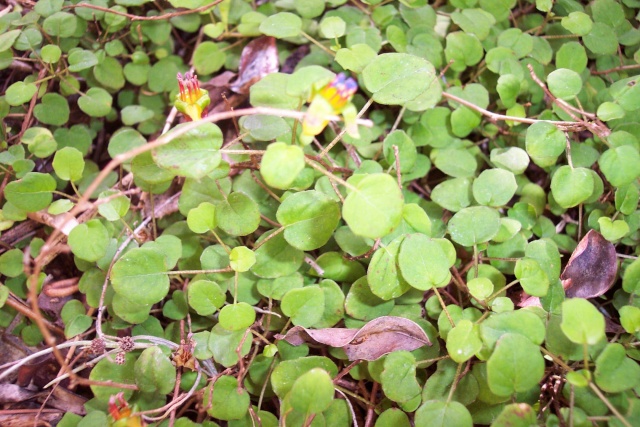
[108,392,144,427]
[302,73,359,144]
[175,72,210,121]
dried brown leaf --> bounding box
[231,36,279,94]
[562,230,618,299]
[276,316,431,361]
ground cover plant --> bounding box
[0,0,640,425]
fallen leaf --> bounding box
[276,316,431,361]
[230,36,279,94]
[562,230,618,299]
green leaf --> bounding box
[368,236,411,300]
[319,16,346,38]
[21,127,57,158]
[343,173,404,239]
[362,53,439,106]
[4,172,56,212]
[193,41,226,75]
[205,375,250,420]
[547,68,583,100]
[111,248,169,305]
[68,49,98,72]
[335,43,378,73]
[33,93,69,126]
[561,12,593,36]
[42,12,77,37]
[594,343,640,393]
[472,169,517,206]
[433,148,477,178]
[219,302,256,331]
[187,279,225,315]
[0,30,21,52]
[229,246,255,272]
[52,147,84,182]
[216,192,260,236]
[252,230,304,278]
[89,354,136,402]
[383,130,417,172]
[550,166,594,208]
[208,324,252,367]
[78,87,112,117]
[187,202,216,234]
[560,298,605,345]
[271,356,338,398]
[260,142,305,190]
[445,32,484,71]
[93,56,125,91]
[380,351,421,403]
[120,105,154,126]
[289,368,334,414]
[281,285,325,327]
[598,145,640,187]
[153,122,223,179]
[345,276,394,321]
[259,12,302,38]
[514,258,550,297]
[598,217,629,242]
[0,249,25,277]
[487,333,545,396]
[525,122,565,168]
[448,206,501,247]
[68,219,109,262]
[583,22,618,55]
[5,81,37,106]
[447,319,482,363]
[491,403,537,427]
[398,234,453,290]
[415,400,473,427]
[134,346,176,394]
[277,190,341,251]
[480,309,546,350]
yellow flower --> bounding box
[301,73,358,144]
[175,72,210,121]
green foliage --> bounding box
[2,1,640,426]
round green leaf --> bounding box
[205,375,250,420]
[0,250,24,278]
[52,147,84,182]
[368,236,411,300]
[514,258,550,297]
[281,285,325,327]
[188,279,225,316]
[398,234,453,290]
[134,346,176,394]
[383,130,417,172]
[448,206,501,247]
[68,219,109,262]
[42,12,77,37]
[343,173,404,239]
[120,105,154,126]
[446,319,482,363]
[583,22,618,55]
[277,190,341,251]
[68,49,98,72]
[5,81,37,106]
[193,41,226,75]
[381,351,421,403]
[187,202,216,234]
[93,56,124,91]
[259,12,302,38]
[467,277,493,301]
[525,122,565,168]
[33,93,69,126]
[594,343,640,393]
[472,169,517,206]
[252,230,305,278]
[561,12,593,36]
[154,122,223,179]
[261,142,305,190]
[547,68,582,100]
[216,192,260,236]
[229,246,256,272]
[415,400,473,427]
[4,172,56,212]
[319,16,346,38]
[598,145,640,187]
[560,298,605,345]
[550,166,594,209]
[111,248,169,305]
[487,333,545,396]
[490,147,529,175]
[97,190,130,221]
[78,87,113,117]
[89,354,136,403]
[289,368,335,414]
[219,302,256,331]
[345,276,394,321]
[362,53,437,106]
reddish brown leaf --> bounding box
[562,230,618,299]
[230,36,279,95]
[276,316,431,361]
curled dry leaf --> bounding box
[276,316,431,361]
[562,229,618,299]
[230,36,279,95]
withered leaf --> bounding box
[276,316,431,361]
[231,36,279,95]
[562,230,618,299]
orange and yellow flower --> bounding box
[301,73,359,144]
[175,72,210,121]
